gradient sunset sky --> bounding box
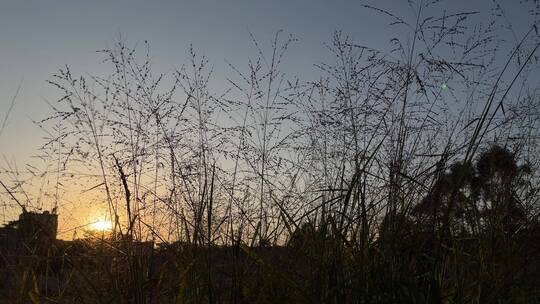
[0,0,535,233]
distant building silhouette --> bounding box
[0,210,58,255]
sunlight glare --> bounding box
[91,219,113,231]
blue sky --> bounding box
[0,0,534,166]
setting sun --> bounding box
[90,219,113,231]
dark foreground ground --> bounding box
[1,224,540,304]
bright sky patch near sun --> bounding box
[90,219,113,231]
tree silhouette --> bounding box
[413,160,479,236]
[413,145,528,237]
[476,145,527,234]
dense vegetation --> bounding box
[1,1,540,303]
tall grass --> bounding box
[2,0,540,302]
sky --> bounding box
[0,0,536,232]
[0,0,400,162]
[0,0,531,163]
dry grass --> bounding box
[2,1,540,303]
